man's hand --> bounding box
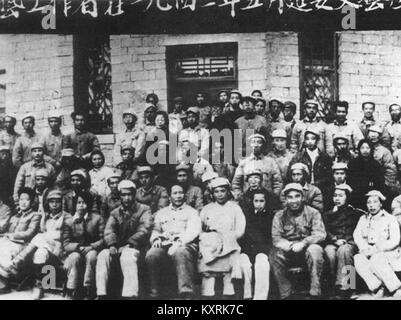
[152,239,162,249]
[80,246,93,256]
[109,246,118,256]
[335,239,347,247]
[167,241,181,256]
[291,242,306,253]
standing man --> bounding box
[175,164,204,213]
[63,112,100,166]
[113,108,145,166]
[224,90,243,122]
[291,100,327,153]
[283,101,297,146]
[0,115,20,151]
[12,114,44,168]
[267,129,294,182]
[331,134,352,165]
[146,183,201,299]
[383,103,401,152]
[195,91,211,129]
[359,102,378,138]
[96,180,153,300]
[266,99,286,147]
[270,183,326,300]
[326,101,364,158]
[43,110,64,169]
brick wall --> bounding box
[110,32,300,129]
[338,31,401,123]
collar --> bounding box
[23,131,35,138]
[140,185,156,196]
[35,187,48,196]
[306,148,319,157]
[73,212,89,222]
[272,148,288,156]
[48,211,63,220]
[169,203,186,211]
[244,113,256,120]
[17,208,33,218]
[32,161,46,168]
[119,203,137,216]
[392,120,401,125]
[75,129,87,134]
[367,209,386,219]
[303,117,318,124]
[334,120,348,126]
[250,153,264,160]
[362,117,375,124]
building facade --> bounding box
[1,30,401,163]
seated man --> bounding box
[32,169,51,214]
[281,163,323,213]
[135,166,169,214]
[145,183,201,299]
[0,188,41,293]
[175,164,204,213]
[116,145,138,181]
[270,183,326,300]
[324,162,348,211]
[96,180,153,300]
[100,169,122,219]
[63,191,105,300]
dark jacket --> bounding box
[348,156,386,210]
[104,202,153,250]
[6,209,41,243]
[63,189,100,216]
[136,184,169,214]
[62,212,105,253]
[323,204,364,245]
[288,148,333,192]
[100,191,121,219]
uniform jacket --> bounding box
[100,191,121,219]
[373,144,399,193]
[326,120,364,157]
[12,131,45,167]
[291,117,327,152]
[104,202,153,250]
[185,185,204,213]
[0,202,12,233]
[136,184,169,213]
[62,130,100,158]
[0,130,20,152]
[280,183,323,213]
[5,209,41,243]
[113,127,145,165]
[62,189,101,216]
[272,205,327,251]
[267,149,294,182]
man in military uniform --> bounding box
[0,115,20,151]
[43,110,65,169]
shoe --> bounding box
[96,295,108,300]
[372,287,385,299]
[32,287,44,300]
[0,286,11,294]
[83,287,96,300]
[392,289,401,299]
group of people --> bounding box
[1,89,401,300]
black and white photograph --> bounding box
[0,0,401,304]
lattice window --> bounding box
[73,34,113,134]
[300,31,338,123]
[0,69,5,130]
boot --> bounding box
[32,264,45,300]
[83,286,96,300]
[6,244,37,278]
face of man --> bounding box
[145,109,156,123]
[123,114,136,128]
[108,177,121,193]
[291,169,305,184]
[333,189,347,207]
[273,137,287,152]
[367,196,381,215]
[176,170,188,184]
[334,139,349,153]
[229,93,241,107]
[283,106,295,122]
[255,101,265,115]
[248,174,262,190]
[367,131,380,144]
[139,173,152,189]
[121,149,134,162]
[363,103,375,119]
[390,105,401,122]
[243,100,255,114]
[213,186,229,204]
[120,188,135,208]
[31,148,44,162]
[196,93,205,106]
[253,193,266,212]
[19,193,32,211]
[304,104,318,120]
[252,91,262,98]
[49,198,62,214]
[304,133,318,150]
[270,102,281,118]
[74,115,86,131]
[286,190,303,211]
[22,118,34,131]
[71,175,84,190]
[250,137,264,155]
[333,170,347,185]
[48,118,61,132]
[35,176,47,191]
[4,117,15,131]
[335,106,348,123]
[219,92,228,104]
[170,185,185,207]
[186,113,198,127]
[174,101,184,113]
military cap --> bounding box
[290,163,310,175]
[47,190,63,200]
[304,99,319,107]
[334,183,353,194]
[4,114,16,121]
[271,129,287,139]
[218,89,229,95]
[173,96,184,103]
[122,108,138,119]
[176,163,190,172]
[332,162,348,171]
[120,144,135,152]
[242,96,257,105]
[137,166,153,175]
[202,171,218,183]
[0,146,9,152]
[304,128,320,138]
[365,190,386,201]
[107,169,122,181]
[245,168,263,178]
[31,142,44,151]
[48,110,62,119]
[34,168,49,178]
[61,148,75,157]
[368,125,383,135]
[248,133,266,143]
[333,133,349,143]
[71,169,87,180]
[282,183,304,195]
[22,114,35,122]
[230,89,242,97]
[118,180,137,191]
[210,177,230,190]
[186,107,200,115]
[144,104,157,112]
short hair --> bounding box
[18,187,36,202]
[146,93,159,105]
[389,103,401,112]
[269,99,283,109]
[284,101,296,113]
[334,101,349,112]
[251,90,262,96]
[71,111,88,120]
[168,183,185,196]
[362,102,375,110]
